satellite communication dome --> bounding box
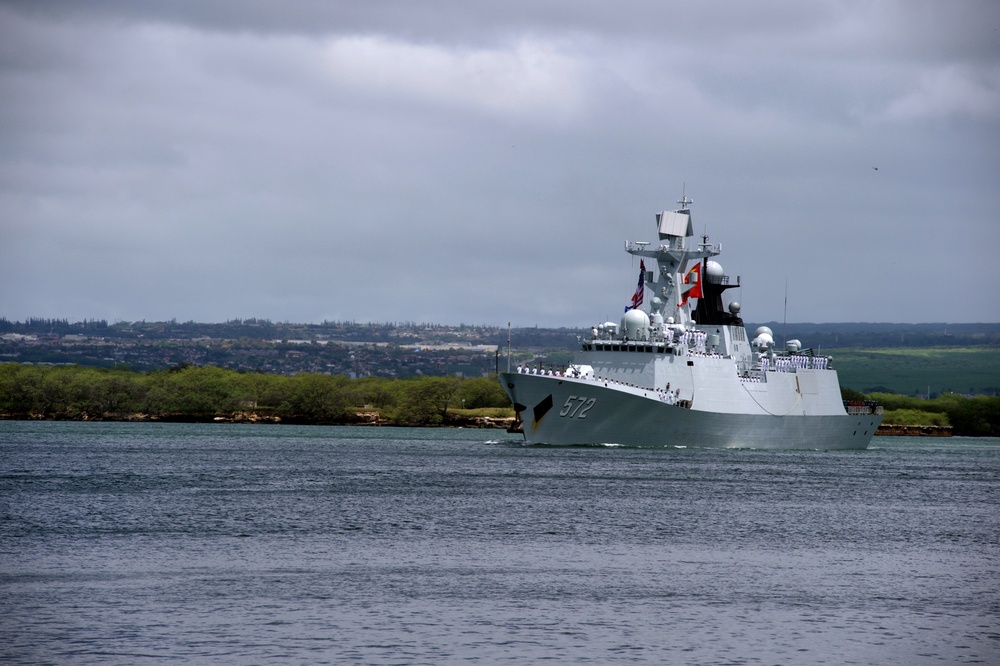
[754,326,773,338]
[786,339,801,352]
[706,260,724,278]
[752,333,774,349]
[620,308,651,340]
[728,301,741,314]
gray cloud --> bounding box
[2,1,998,327]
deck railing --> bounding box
[844,401,883,416]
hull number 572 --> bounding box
[560,396,596,419]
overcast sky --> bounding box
[2,1,998,328]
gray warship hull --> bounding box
[501,371,882,450]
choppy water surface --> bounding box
[1,422,998,664]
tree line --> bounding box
[842,388,1000,437]
[3,363,998,435]
[0,364,512,426]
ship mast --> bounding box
[677,191,693,210]
[623,190,719,328]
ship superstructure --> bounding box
[499,195,882,449]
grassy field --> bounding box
[829,347,1000,396]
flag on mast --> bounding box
[678,262,703,306]
[626,259,646,311]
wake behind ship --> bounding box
[499,194,882,449]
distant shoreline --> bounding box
[2,413,950,436]
[0,412,518,430]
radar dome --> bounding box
[706,260,724,278]
[786,339,801,352]
[620,309,651,341]
[752,333,774,349]
[754,326,773,338]
[728,301,741,314]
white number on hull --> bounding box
[560,396,596,419]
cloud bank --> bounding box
[1,1,998,326]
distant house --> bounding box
[1,333,37,342]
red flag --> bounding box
[678,263,702,306]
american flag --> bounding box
[627,259,646,311]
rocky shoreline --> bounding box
[2,413,950,436]
[874,424,952,437]
[1,411,519,430]
[211,412,520,430]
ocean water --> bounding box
[1,422,998,665]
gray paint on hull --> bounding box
[500,372,881,450]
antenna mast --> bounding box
[677,184,693,210]
[782,279,788,350]
[507,322,511,372]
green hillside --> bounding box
[830,347,1000,396]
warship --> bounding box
[499,194,882,449]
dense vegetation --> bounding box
[867,392,1000,437]
[839,387,999,436]
[0,364,512,426]
[3,363,999,436]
